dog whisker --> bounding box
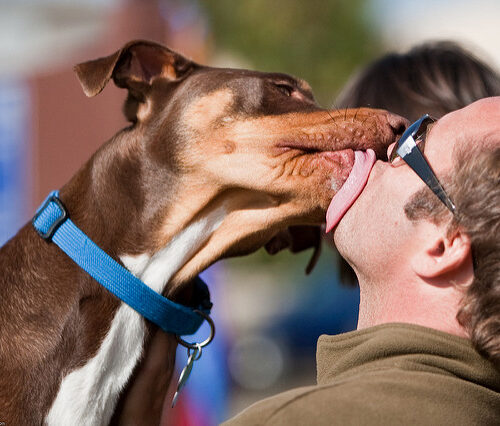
[353,107,360,123]
[325,110,338,128]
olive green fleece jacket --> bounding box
[223,323,500,425]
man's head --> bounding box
[333,97,500,365]
[333,41,500,287]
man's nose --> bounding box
[386,141,396,161]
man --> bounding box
[224,97,500,425]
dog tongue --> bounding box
[325,149,376,232]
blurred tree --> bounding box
[201,0,381,106]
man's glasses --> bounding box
[388,114,456,214]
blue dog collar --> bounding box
[32,190,212,337]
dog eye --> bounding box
[275,83,294,97]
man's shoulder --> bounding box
[222,367,500,426]
[222,372,405,426]
[221,383,337,426]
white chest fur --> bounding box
[45,208,225,425]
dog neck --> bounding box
[119,203,226,292]
[43,131,230,423]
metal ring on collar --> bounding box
[176,310,215,350]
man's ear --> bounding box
[411,224,473,281]
[73,40,194,98]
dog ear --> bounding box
[74,40,193,98]
[265,226,321,275]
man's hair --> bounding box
[405,146,500,367]
[336,41,500,121]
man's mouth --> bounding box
[325,149,376,232]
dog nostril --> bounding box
[386,113,410,140]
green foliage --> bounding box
[202,0,382,106]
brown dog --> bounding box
[0,40,406,425]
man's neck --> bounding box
[356,277,468,338]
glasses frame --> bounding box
[389,114,456,214]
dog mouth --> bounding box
[325,149,376,231]
[295,146,355,183]
[275,132,382,229]
[274,137,370,183]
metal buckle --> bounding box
[32,195,68,241]
[175,310,215,350]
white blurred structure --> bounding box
[370,0,500,67]
[0,1,119,77]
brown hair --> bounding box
[404,146,500,367]
[336,41,500,121]
[334,41,500,286]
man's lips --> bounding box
[325,149,376,232]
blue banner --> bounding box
[0,79,30,246]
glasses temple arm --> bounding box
[403,148,456,213]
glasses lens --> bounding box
[389,115,434,164]
[389,142,400,163]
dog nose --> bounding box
[368,111,409,160]
[386,112,410,141]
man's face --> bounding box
[333,97,500,280]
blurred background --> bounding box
[1,0,499,424]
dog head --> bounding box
[74,40,406,276]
